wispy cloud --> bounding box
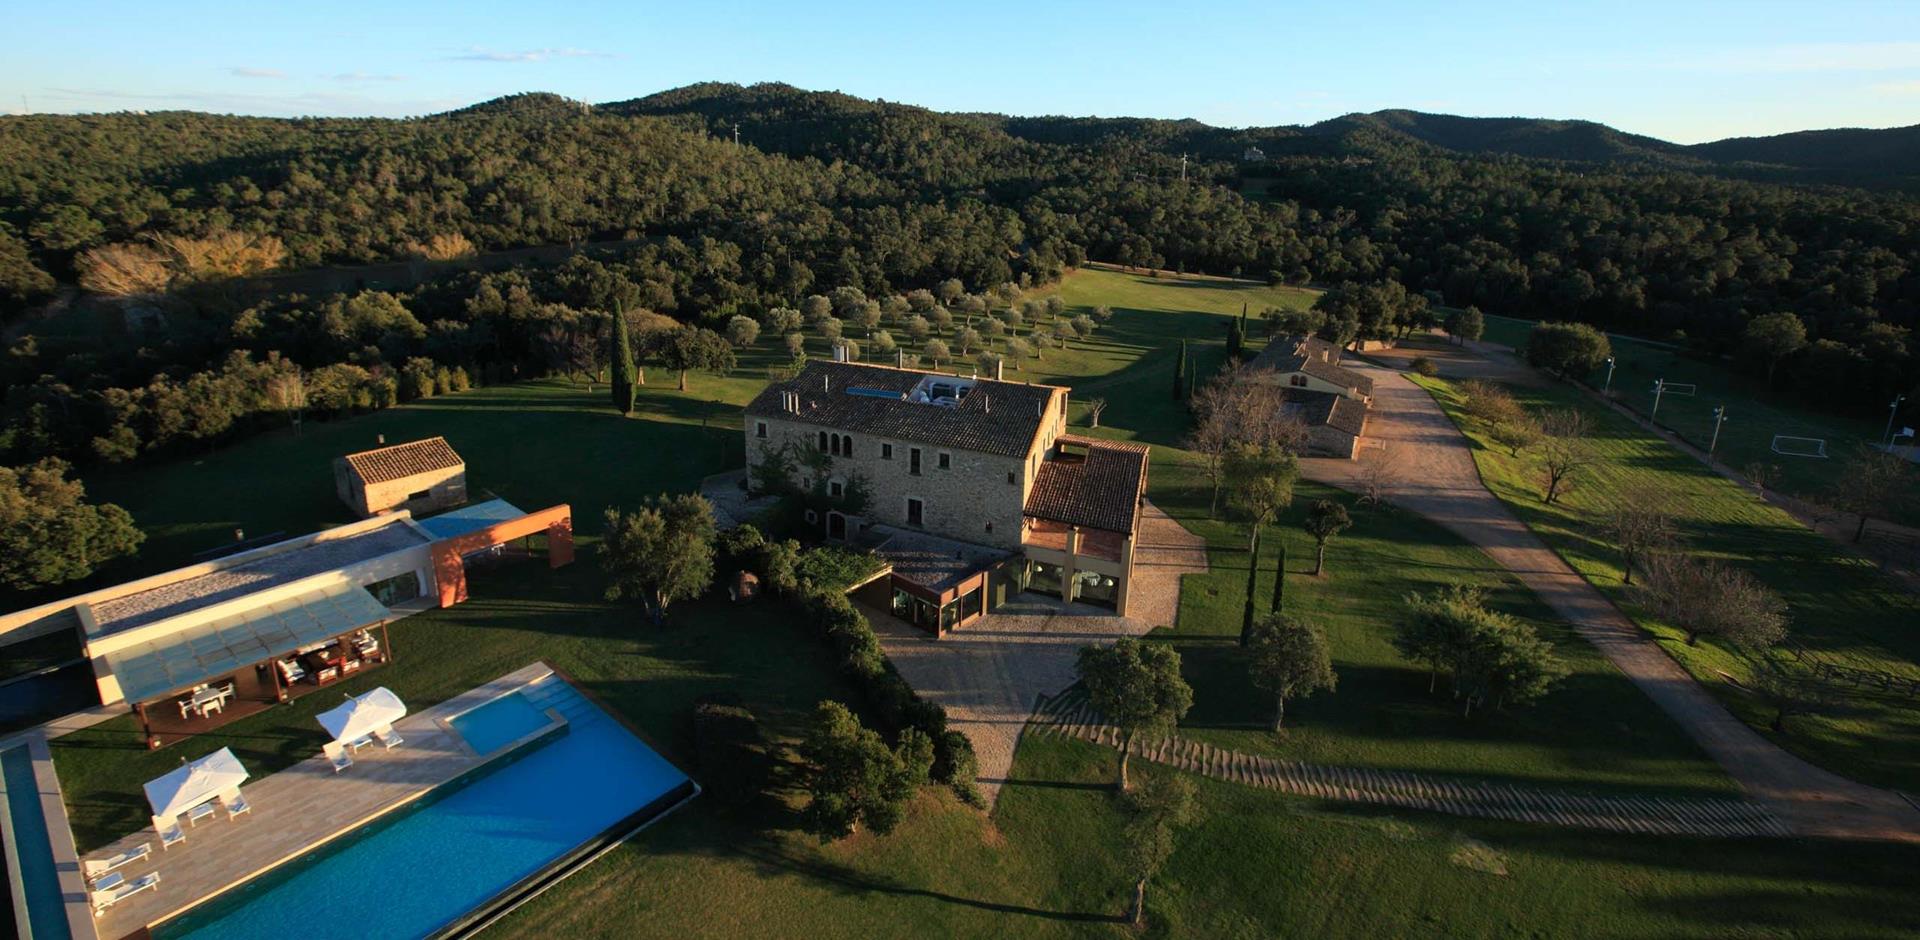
[448,46,616,63]
[331,72,406,83]
[1870,78,1920,96]
[1658,41,1920,73]
[229,67,286,79]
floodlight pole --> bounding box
[1650,379,1666,422]
[1884,395,1906,447]
[1709,406,1727,457]
[1603,356,1616,395]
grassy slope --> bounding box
[40,267,1920,937]
[1478,313,1914,526]
[1413,373,1920,791]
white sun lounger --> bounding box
[92,871,160,915]
[154,816,185,850]
[324,742,353,773]
[373,726,403,749]
[186,802,217,826]
[223,791,252,819]
[83,842,152,883]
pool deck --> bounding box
[88,662,555,940]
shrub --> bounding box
[1408,356,1439,377]
[1524,322,1611,377]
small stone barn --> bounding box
[333,436,468,518]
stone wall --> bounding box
[355,467,467,517]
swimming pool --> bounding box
[449,691,551,755]
[154,675,694,940]
[0,744,71,940]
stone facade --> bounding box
[335,463,467,518]
[1305,423,1361,459]
[746,394,1066,550]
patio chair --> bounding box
[186,802,217,826]
[222,792,252,819]
[324,742,353,773]
[155,818,185,851]
[276,658,306,685]
[345,734,374,753]
[91,871,160,916]
[373,726,404,750]
[83,842,152,883]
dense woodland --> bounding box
[1,83,1917,479]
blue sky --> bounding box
[5,0,1916,143]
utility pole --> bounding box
[1884,394,1906,447]
[1179,153,1188,182]
[1709,405,1727,457]
[732,123,740,147]
[1602,356,1617,395]
[1650,379,1667,422]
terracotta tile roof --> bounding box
[1248,335,1375,396]
[1280,388,1368,437]
[342,436,464,485]
[744,361,1062,458]
[1023,436,1150,535]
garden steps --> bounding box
[1031,689,1790,839]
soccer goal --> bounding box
[1770,435,1829,458]
[1654,381,1698,397]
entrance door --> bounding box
[827,512,847,541]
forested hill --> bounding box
[1,81,1917,464]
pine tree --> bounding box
[610,303,637,415]
[1172,340,1187,400]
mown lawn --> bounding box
[1478,313,1914,526]
[34,266,1920,938]
[1414,373,1920,792]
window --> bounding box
[364,571,421,607]
[906,497,924,527]
[829,480,845,498]
[1007,471,1017,485]
[985,521,994,534]
[1289,374,1309,388]
[881,443,894,460]
[937,452,951,471]
[843,436,854,458]
[909,448,922,475]
[755,421,768,439]
[407,489,432,501]
[818,431,829,451]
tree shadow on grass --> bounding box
[733,836,1126,924]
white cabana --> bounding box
[317,687,408,744]
[145,747,250,821]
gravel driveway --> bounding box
[872,500,1206,805]
[1302,345,1920,842]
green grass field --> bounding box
[1477,313,1915,526]
[33,267,1920,937]
[1414,373,1920,791]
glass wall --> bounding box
[1074,570,1120,609]
[1027,561,1064,599]
[364,571,421,607]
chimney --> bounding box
[983,395,991,415]
[993,358,1004,382]
[895,348,905,368]
[376,433,386,446]
[831,343,848,363]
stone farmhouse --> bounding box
[743,359,1150,635]
[333,436,467,518]
[1246,334,1374,459]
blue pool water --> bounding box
[449,691,551,755]
[1,744,71,940]
[155,678,692,940]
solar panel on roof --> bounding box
[845,386,905,400]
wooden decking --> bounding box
[87,662,555,940]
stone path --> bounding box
[872,500,1206,806]
[1298,345,1920,842]
[1032,689,1791,838]
[699,469,778,531]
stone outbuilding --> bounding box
[333,436,467,518]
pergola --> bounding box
[104,583,395,748]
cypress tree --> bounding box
[1271,542,1287,613]
[610,303,637,415]
[1226,318,1243,361]
[1172,339,1187,400]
